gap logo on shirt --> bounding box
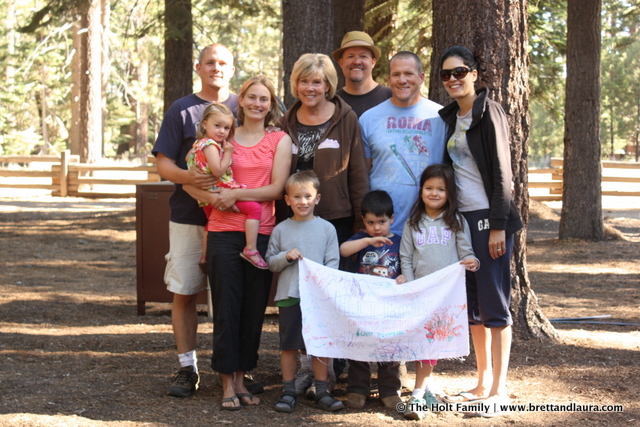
[416,226,452,246]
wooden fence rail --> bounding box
[1,153,639,200]
[0,151,159,198]
[529,157,640,201]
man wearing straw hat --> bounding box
[333,31,392,118]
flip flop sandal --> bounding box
[240,248,269,269]
[274,392,296,413]
[315,391,344,412]
[443,391,487,404]
[237,392,259,406]
[220,394,242,411]
[475,395,511,418]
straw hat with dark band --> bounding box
[331,31,381,62]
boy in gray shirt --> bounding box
[266,170,344,413]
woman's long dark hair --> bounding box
[439,46,485,75]
[408,164,463,233]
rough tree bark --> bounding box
[163,0,193,114]
[79,0,103,163]
[332,0,365,53]
[332,0,365,89]
[559,0,605,241]
[281,0,334,107]
[430,0,558,340]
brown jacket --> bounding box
[278,96,369,228]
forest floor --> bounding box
[0,195,638,426]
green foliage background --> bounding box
[0,0,638,163]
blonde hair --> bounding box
[237,75,282,127]
[290,53,338,100]
[196,102,236,141]
[285,170,321,194]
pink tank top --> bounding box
[207,131,286,235]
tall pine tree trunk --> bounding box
[163,0,193,113]
[80,0,103,163]
[430,0,558,340]
[282,0,334,107]
[332,0,365,89]
[559,0,605,240]
[332,0,365,53]
[282,0,368,104]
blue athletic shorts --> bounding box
[461,210,514,328]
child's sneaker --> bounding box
[404,395,427,420]
[424,390,440,412]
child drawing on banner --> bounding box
[398,163,479,420]
[265,170,344,414]
[339,190,407,410]
[186,102,267,270]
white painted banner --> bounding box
[298,258,469,362]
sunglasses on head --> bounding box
[440,66,473,81]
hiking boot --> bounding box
[381,394,402,409]
[346,392,366,409]
[167,366,199,398]
[294,369,314,395]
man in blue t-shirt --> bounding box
[360,51,446,236]
[152,43,238,398]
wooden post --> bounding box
[60,150,69,197]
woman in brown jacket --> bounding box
[278,53,369,249]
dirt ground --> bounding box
[0,196,638,426]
